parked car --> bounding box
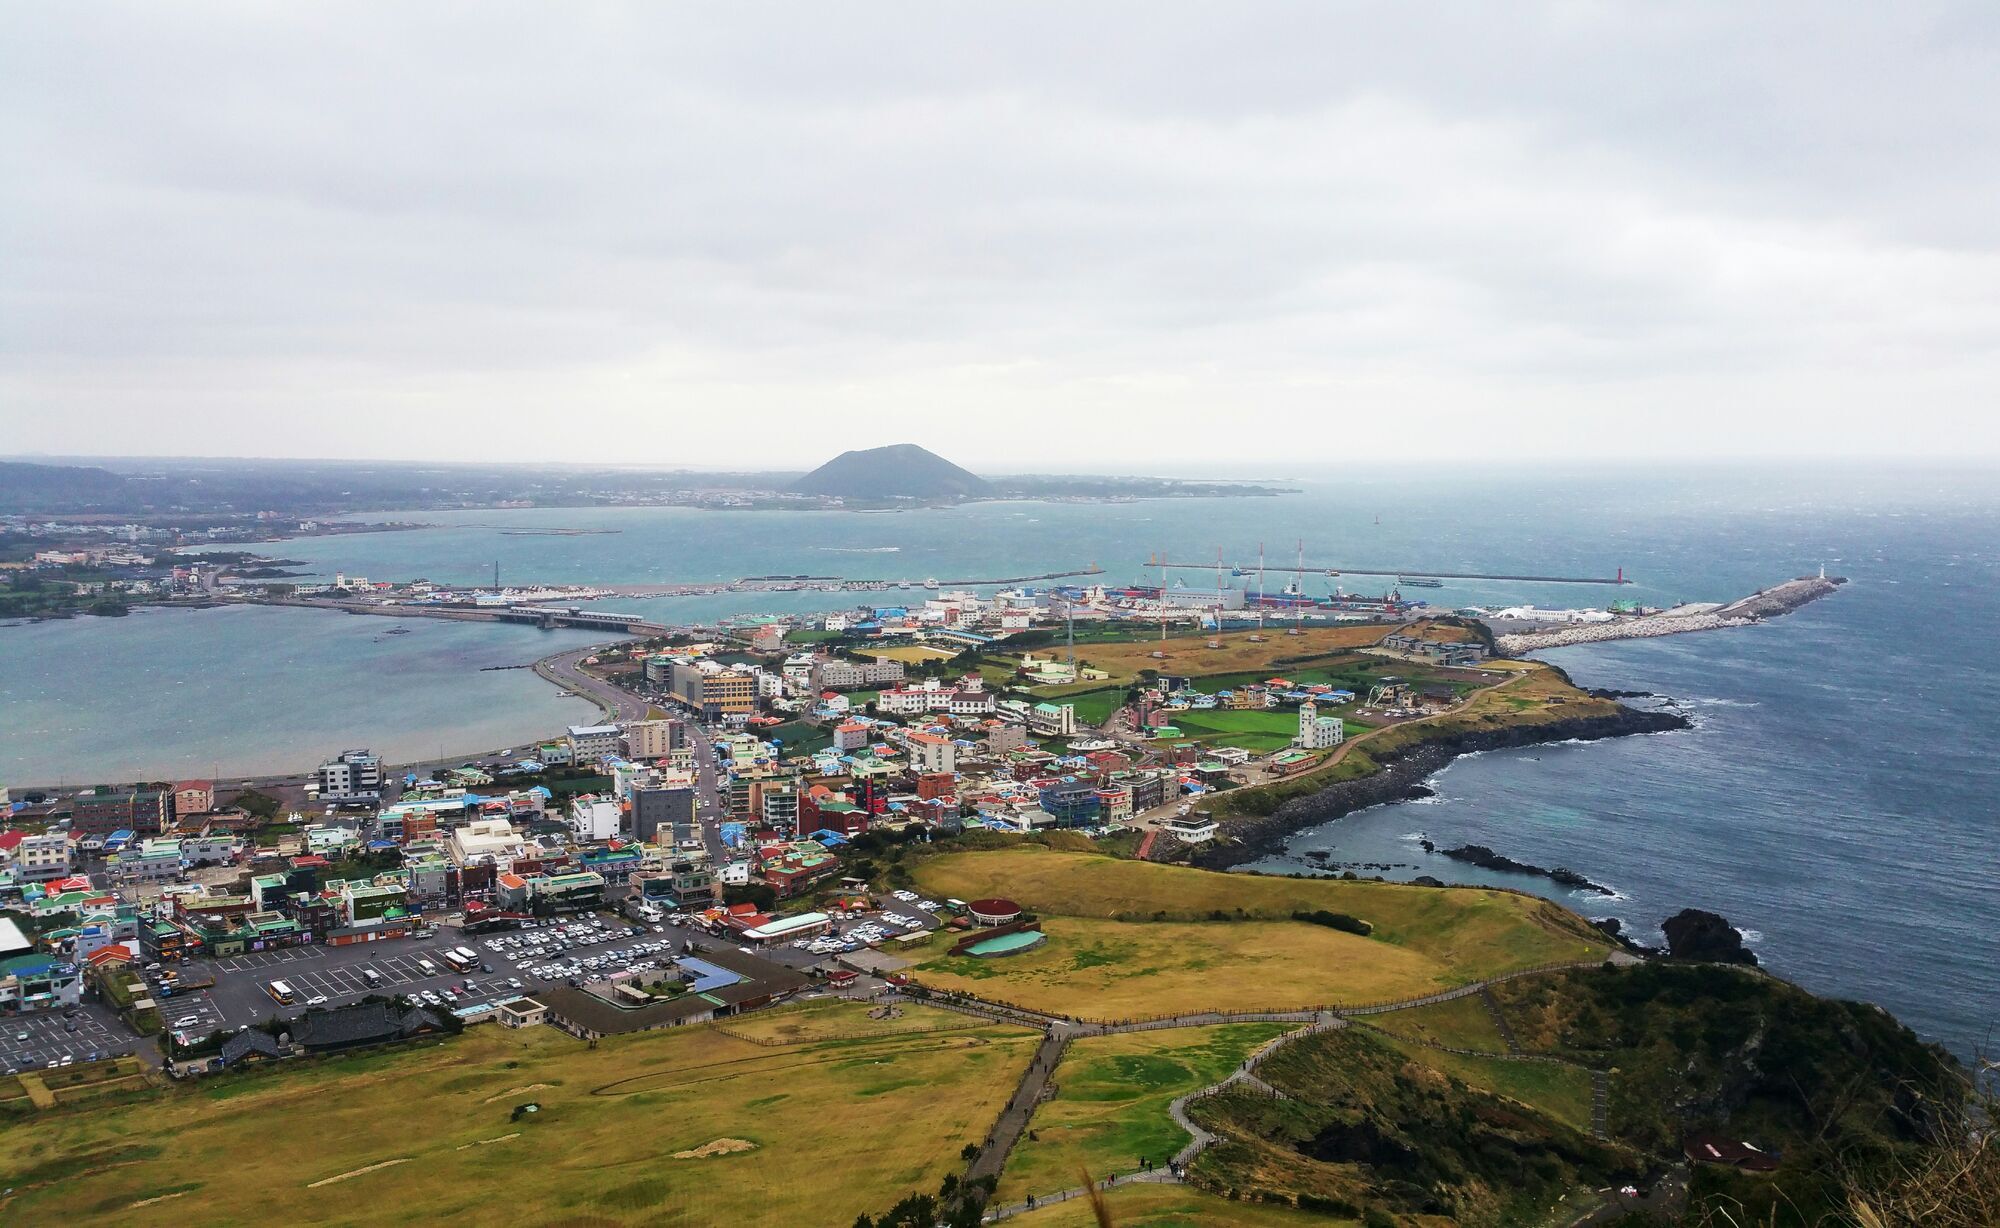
[305,995,329,1007]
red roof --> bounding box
[173,779,213,792]
[0,830,24,852]
[969,897,1021,917]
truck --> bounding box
[624,898,663,924]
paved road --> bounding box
[534,642,648,724]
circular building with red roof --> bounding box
[968,897,1022,927]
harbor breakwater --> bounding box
[1496,575,1844,654]
[1192,703,1690,872]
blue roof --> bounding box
[676,957,745,994]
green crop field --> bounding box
[1148,708,1302,751]
[0,1005,1037,1227]
[999,1023,1292,1204]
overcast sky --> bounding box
[3,3,1997,471]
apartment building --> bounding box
[623,718,685,759]
[316,750,384,805]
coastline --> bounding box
[1190,702,1690,872]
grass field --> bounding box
[1057,687,1126,725]
[999,1023,1292,1204]
[717,998,983,1045]
[1148,708,1366,752]
[914,913,1455,1018]
[764,720,833,757]
[0,1005,1037,1227]
[1010,1182,1338,1226]
[1029,626,1391,689]
[915,848,1608,964]
[1358,992,1510,1052]
[1373,1033,1595,1136]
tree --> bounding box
[236,789,281,821]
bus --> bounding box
[266,980,296,1005]
[441,947,478,973]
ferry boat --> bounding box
[1396,576,1444,588]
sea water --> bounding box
[7,465,1996,1058]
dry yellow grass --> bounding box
[0,1005,1038,1227]
[1033,624,1391,687]
[913,848,1610,981]
[912,914,1456,1019]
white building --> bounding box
[906,732,958,775]
[13,831,74,882]
[1028,702,1077,738]
[568,797,621,841]
[1295,700,1345,750]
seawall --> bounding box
[1496,575,1844,654]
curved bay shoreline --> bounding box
[1191,703,1692,872]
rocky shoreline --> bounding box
[1191,703,1690,871]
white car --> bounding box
[172,1016,200,1028]
[305,995,329,1007]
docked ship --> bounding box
[1396,575,1445,588]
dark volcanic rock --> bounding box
[1590,916,1660,956]
[1193,703,1689,871]
[1661,909,1759,965]
[1412,875,1445,887]
[1437,844,1615,895]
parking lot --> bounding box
[1,1002,139,1074]
[112,891,950,1048]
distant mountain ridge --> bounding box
[789,444,992,501]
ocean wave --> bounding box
[1682,697,1761,708]
[1739,929,1764,944]
[1399,831,1429,844]
[1405,794,1443,805]
[814,546,901,553]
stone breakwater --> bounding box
[1192,704,1690,871]
[1497,575,1845,654]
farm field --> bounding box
[914,915,1459,1020]
[912,848,1611,979]
[998,1022,1293,1204]
[0,1005,1037,1227]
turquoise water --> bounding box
[0,604,606,783]
[965,930,1046,956]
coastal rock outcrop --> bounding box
[1661,908,1759,966]
[1440,844,1614,895]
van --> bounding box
[416,959,438,976]
[361,969,382,985]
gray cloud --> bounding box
[2,2,1996,467]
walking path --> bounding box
[960,958,1633,1222]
